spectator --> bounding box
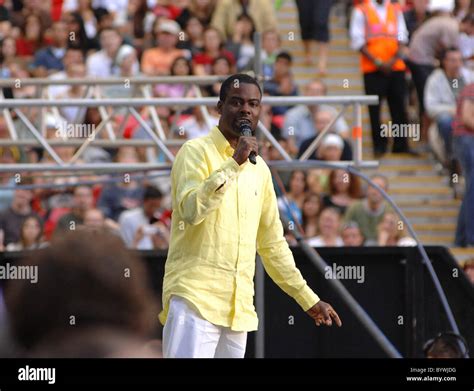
[154,56,195,98]
[54,186,94,235]
[307,207,344,247]
[63,11,100,53]
[88,0,129,28]
[142,19,190,76]
[0,188,39,246]
[62,0,99,39]
[454,0,473,21]
[0,6,11,41]
[175,106,219,139]
[459,13,474,67]
[211,0,277,41]
[227,13,256,71]
[295,0,333,74]
[0,148,17,212]
[177,16,205,56]
[56,62,89,124]
[263,52,298,116]
[150,0,184,21]
[4,230,160,357]
[341,221,365,246]
[48,47,85,99]
[177,0,217,27]
[193,27,235,75]
[10,0,52,31]
[453,82,474,246]
[0,37,18,99]
[277,170,307,226]
[424,332,468,358]
[119,185,170,250]
[407,0,459,142]
[5,215,46,251]
[403,0,430,40]
[302,133,345,194]
[322,169,362,215]
[30,21,69,77]
[97,148,145,221]
[123,0,156,48]
[284,79,350,151]
[424,47,473,165]
[86,27,125,77]
[250,28,282,78]
[302,192,322,238]
[15,13,45,58]
[344,175,393,242]
[297,109,353,162]
[94,7,114,32]
[203,55,233,97]
[350,0,411,157]
[375,211,416,246]
[83,208,121,235]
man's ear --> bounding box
[217,100,223,115]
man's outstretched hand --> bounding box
[306,301,342,327]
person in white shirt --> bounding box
[86,27,139,77]
[119,185,169,250]
[424,47,474,164]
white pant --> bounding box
[163,296,247,358]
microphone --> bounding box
[239,122,257,165]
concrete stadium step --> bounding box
[396,199,461,208]
[389,187,451,195]
[420,237,454,246]
[404,209,458,217]
[414,223,456,231]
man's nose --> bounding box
[239,103,252,115]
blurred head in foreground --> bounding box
[4,230,161,357]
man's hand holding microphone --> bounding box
[232,122,258,165]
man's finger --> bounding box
[329,308,342,327]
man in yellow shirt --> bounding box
[160,74,342,358]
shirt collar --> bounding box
[210,126,235,157]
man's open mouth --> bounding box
[236,118,252,126]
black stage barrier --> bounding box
[1,246,473,358]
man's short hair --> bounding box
[423,332,468,358]
[439,46,461,63]
[461,12,474,25]
[370,174,389,190]
[143,185,163,201]
[276,51,293,64]
[219,74,262,103]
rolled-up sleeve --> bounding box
[256,165,320,311]
[173,142,241,226]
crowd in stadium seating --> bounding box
[0,0,472,252]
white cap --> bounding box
[321,133,344,150]
[116,45,136,65]
[157,19,181,35]
[428,0,454,13]
[44,113,61,129]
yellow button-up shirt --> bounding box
[159,126,319,332]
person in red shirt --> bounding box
[192,27,235,75]
[453,83,474,247]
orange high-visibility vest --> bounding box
[358,1,406,74]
